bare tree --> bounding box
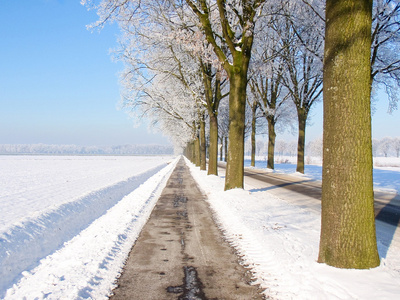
[371,0,400,112]
[379,136,394,157]
[277,1,324,174]
[394,137,400,157]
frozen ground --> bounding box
[1,155,400,299]
[1,155,176,299]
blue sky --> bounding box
[0,1,398,147]
[0,0,170,146]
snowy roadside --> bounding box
[2,157,178,299]
[244,156,400,194]
[188,158,400,299]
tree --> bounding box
[393,137,400,157]
[379,136,393,157]
[246,93,265,167]
[278,1,324,174]
[319,0,380,269]
[371,0,400,112]
[218,98,230,162]
[200,60,228,175]
[306,136,323,157]
[249,56,290,169]
[185,0,266,190]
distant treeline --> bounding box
[0,144,174,155]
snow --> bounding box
[0,155,177,299]
[1,154,400,299]
[244,156,400,193]
[188,157,400,299]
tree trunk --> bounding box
[251,104,257,167]
[184,142,190,162]
[219,137,223,161]
[200,60,221,176]
[318,0,380,269]
[200,115,207,171]
[188,141,195,164]
[267,116,276,170]
[208,114,219,175]
[296,109,307,174]
[225,71,247,190]
[224,136,228,162]
[194,137,200,167]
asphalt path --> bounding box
[110,158,264,299]
[218,163,400,228]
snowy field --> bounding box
[1,155,400,299]
[1,155,177,299]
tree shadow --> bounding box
[247,176,321,200]
[249,180,314,192]
[375,194,400,258]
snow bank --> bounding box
[3,158,178,299]
[0,155,172,231]
[188,158,400,299]
[0,155,175,297]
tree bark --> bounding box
[251,103,257,167]
[296,108,307,174]
[225,69,248,190]
[219,136,223,161]
[224,136,228,162]
[267,116,276,170]
[208,114,219,175]
[188,141,195,164]
[194,137,200,167]
[318,0,380,269]
[200,115,207,171]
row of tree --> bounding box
[83,0,400,270]
[373,136,400,157]
[247,136,400,159]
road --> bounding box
[218,163,400,227]
[110,158,264,299]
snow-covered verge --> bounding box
[0,155,177,299]
[244,156,400,194]
[188,158,400,299]
[247,155,400,168]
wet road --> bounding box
[110,158,264,299]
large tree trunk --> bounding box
[200,115,207,171]
[267,116,276,170]
[296,108,307,174]
[225,71,247,190]
[318,0,380,269]
[208,114,219,175]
